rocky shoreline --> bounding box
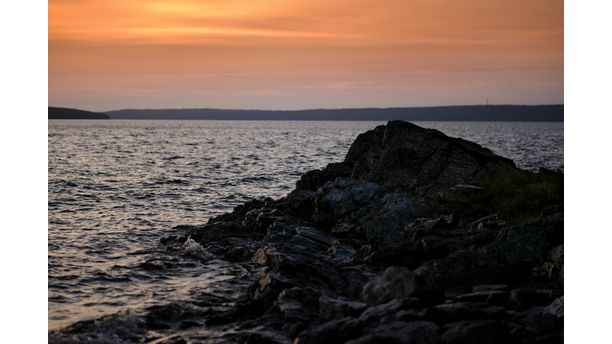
[51,121,563,343]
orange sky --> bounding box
[49,0,563,111]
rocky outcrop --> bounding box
[297,121,516,193]
[50,121,563,343]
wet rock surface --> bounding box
[50,121,563,343]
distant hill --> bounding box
[49,107,109,119]
[106,105,563,122]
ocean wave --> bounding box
[181,237,214,260]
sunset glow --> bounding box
[49,0,563,111]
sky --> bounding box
[49,0,563,111]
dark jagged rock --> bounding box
[543,296,564,319]
[50,121,563,343]
[439,320,508,344]
[318,295,367,322]
[297,121,517,193]
[346,320,440,344]
[361,266,419,305]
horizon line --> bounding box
[49,103,565,114]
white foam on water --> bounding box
[181,236,214,259]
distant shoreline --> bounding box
[48,107,109,120]
[49,105,564,122]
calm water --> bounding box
[48,120,563,330]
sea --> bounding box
[48,120,563,331]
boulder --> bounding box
[294,317,362,344]
[415,250,515,294]
[311,178,381,226]
[358,298,416,324]
[426,302,507,324]
[543,296,563,319]
[440,320,507,344]
[361,266,419,305]
[358,193,424,245]
[318,296,367,321]
[283,189,316,218]
[549,244,564,279]
[455,290,510,306]
[341,121,516,187]
[188,221,254,244]
[508,288,556,311]
[275,287,320,324]
[346,321,439,344]
[471,284,510,292]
